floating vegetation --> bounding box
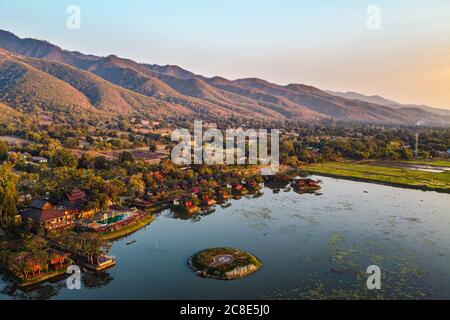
[261,231,432,300]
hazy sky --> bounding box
[1,0,449,108]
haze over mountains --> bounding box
[0,29,449,126]
[326,91,450,117]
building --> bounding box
[66,188,86,208]
[31,156,48,164]
[292,178,321,192]
[21,199,75,231]
[66,188,96,219]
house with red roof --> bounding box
[21,199,75,231]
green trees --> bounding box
[129,173,146,198]
[51,149,78,168]
[119,151,134,163]
[148,142,157,153]
[0,163,18,227]
[64,137,79,149]
[49,231,111,263]
[280,139,295,156]
[400,147,414,160]
[0,141,8,162]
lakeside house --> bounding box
[231,182,248,195]
[12,249,71,282]
[21,199,75,231]
[215,186,232,200]
[232,182,244,192]
[173,197,200,214]
[200,193,216,207]
[246,180,261,190]
[292,178,321,192]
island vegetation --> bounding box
[188,248,262,280]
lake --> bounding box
[1,176,449,300]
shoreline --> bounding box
[1,262,72,288]
[99,214,156,241]
[306,169,450,193]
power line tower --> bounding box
[414,132,419,157]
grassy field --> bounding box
[303,161,450,193]
[398,160,450,167]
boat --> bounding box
[220,202,232,209]
[201,208,216,216]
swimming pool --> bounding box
[99,214,126,226]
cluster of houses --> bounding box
[170,179,263,215]
[12,248,71,283]
[20,188,151,237]
[19,170,321,232]
[7,151,48,164]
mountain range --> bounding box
[0,29,449,126]
[326,91,450,117]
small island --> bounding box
[188,248,262,280]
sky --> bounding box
[1,0,449,108]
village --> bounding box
[0,153,321,288]
[0,114,446,290]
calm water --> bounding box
[1,176,450,300]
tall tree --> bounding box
[0,141,8,162]
[129,173,145,197]
[0,163,18,227]
[51,149,78,168]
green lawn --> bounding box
[304,161,450,193]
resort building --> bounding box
[77,208,148,234]
[65,188,96,219]
[12,249,70,281]
[21,199,75,231]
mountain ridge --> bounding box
[326,90,450,117]
[0,29,448,126]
